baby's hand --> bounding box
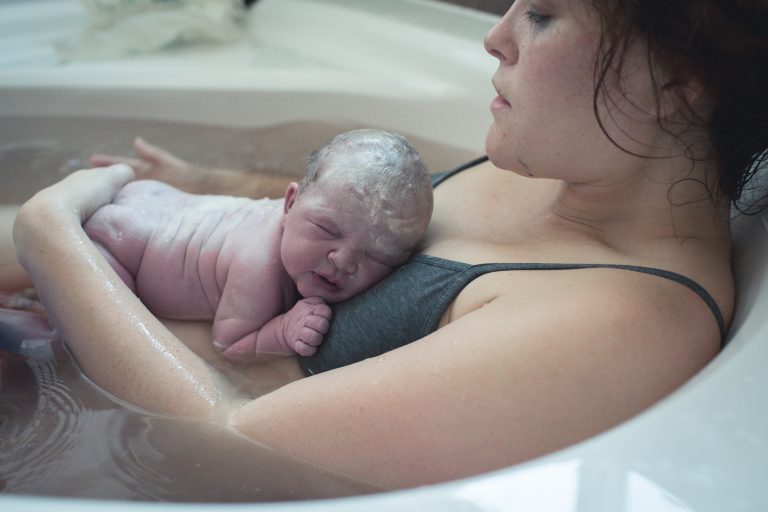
[281,297,332,356]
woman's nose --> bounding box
[329,248,358,274]
[484,8,518,64]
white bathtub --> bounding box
[1,1,767,510]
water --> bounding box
[0,336,378,501]
[0,116,474,501]
[0,115,473,203]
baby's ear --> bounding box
[283,182,300,214]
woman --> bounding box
[10,0,768,489]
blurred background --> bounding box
[440,0,509,15]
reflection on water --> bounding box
[0,336,379,501]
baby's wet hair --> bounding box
[299,129,434,229]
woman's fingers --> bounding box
[89,137,189,182]
[14,165,135,274]
[68,164,136,217]
[31,164,135,222]
[89,153,142,169]
[133,137,174,163]
[134,137,191,172]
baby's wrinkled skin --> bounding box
[84,177,422,362]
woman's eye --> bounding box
[524,10,551,27]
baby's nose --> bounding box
[329,249,358,274]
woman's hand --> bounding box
[90,137,293,198]
[11,164,234,419]
[13,165,135,271]
[20,164,134,223]
[90,137,205,192]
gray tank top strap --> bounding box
[419,256,726,338]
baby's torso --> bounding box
[88,180,287,319]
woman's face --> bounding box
[484,0,663,184]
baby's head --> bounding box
[279,129,433,302]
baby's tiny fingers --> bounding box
[294,341,318,357]
[304,315,330,335]
[310,303,333,320]
[298,328,324,347]
[301,296,326,306]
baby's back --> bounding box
[84,180,283,319]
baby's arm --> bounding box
[214,296,332,363]
[211,256,332,362]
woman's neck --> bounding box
[547,157,731,251]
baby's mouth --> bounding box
[313,272,341,290]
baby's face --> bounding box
[280,181,424,303]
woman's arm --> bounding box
[90,137,293,198]
[4,138,293,290]
[13,167,718,488]
[229,276,718,488]
[13,165,240,417]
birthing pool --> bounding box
[2,1,768,510]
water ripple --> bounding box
[0,340,84,492]
[1,341,377,501]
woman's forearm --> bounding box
[13,168,236,420]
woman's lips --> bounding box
[491,78,511,111]
[491,94,511,111]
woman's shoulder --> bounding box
[450,258,725,356]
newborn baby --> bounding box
[84,129,433,361]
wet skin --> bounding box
[83,180,409,362]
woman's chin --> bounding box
[483,142,513,172]
[485,129,513,168]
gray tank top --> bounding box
[298,158,725,375]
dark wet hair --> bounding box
[589,0,768,213]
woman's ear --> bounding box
[283,182,300,214]
[657,74,708,121]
